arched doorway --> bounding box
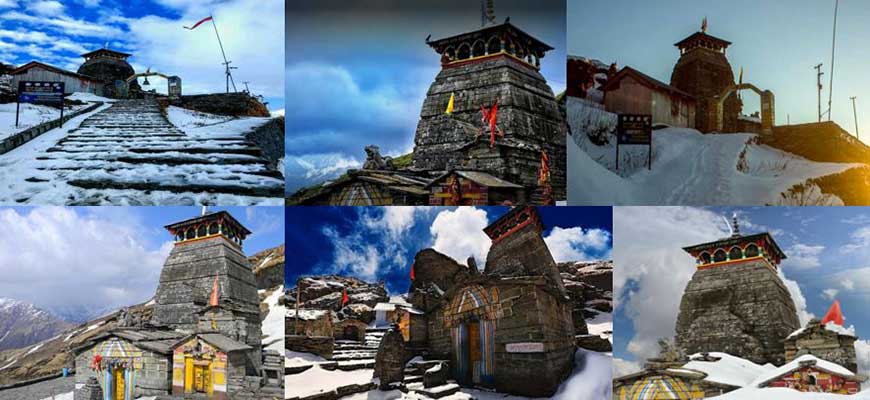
[711,83,775,134]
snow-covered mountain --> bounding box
[0,298,73,352]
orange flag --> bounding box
[209,275,219,307]
[821,299,844,326]
[341,288,349,306]
[410,263,416,281]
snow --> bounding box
[751,354,857,387]
[0,103,86,140]
[374,303,397,312]
[567,96,860,205]
[0,359,16,371]
[66,92,116,103]
[24,343,42,356]
[284,364,375,398]
[788,322,857,339]
[285,350,326,367]
[84,321,104,332]
[261,286,285,352]
[165,106,271,139]
[40,394,155,400]
[286,309,329,320]
[551,349,613,400]
[0,330,9,344]
[426,363,442,373]
[717,387,870,399]
[0,101,282,205]
[586,312,613,343]
[681,352,775,388]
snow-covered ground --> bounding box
[567,96,861,205]
[39,393,156,400]
[717,387,870,399]
[0,103,88,140]
[285,365,375,398]
[0,97,283,205]
[260,286,285,353]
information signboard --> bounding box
[616,113,653,170]
[16,81,66,128]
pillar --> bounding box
[761,90,775,134]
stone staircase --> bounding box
[31,99,283,200]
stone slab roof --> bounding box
[426,170,523,189]
[601,66,695,100]
[71,328,186,356]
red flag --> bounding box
[209,275,219,307]
[91,354,102,371]
[538,151,551,185]
[821,300,844,326]
[410,263,416,281]
[185,16,213,30]
[341,288,349,306]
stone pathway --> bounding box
[0,376,73,400]
[33,99,283,199]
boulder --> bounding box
[373,329,405,390]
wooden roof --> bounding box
[674,31,732,49]
[426,170,523,189]
[682,232,786,260]
[165,210,252,235]
[81,48,132,59]
[427,22,553,53]
[601,66,695,100]
[10,61,99,81]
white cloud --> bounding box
[822,288,839,300]
[614,207,730,360]
[782,243,824,269]
[0,0,16,8]
[841,277,856,291]
[612,357,642,378]
[122,0,284,100]
[544,226,611,262]
[26,0,64,16]
[1,11,123,37]
[430,207,492,267]
[363,207,420,239]
[322,226,381,281]
[0,208,171,313]
[856,340,870,375]
[290,153,362,181]
[777,269,813,326]
[841,226,870,253]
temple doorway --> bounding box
[465,320,481,385]
[112,367,126,400]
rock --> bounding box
[373,329,405,390]
[575,335,612,352]
[408,249,472,311]
[74,377,103,400]
[168,92,270,117]
[250,244,285,290]
[422,361,450,388]
[362,145,395,170]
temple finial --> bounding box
[731,212,740,237]
[701,16,708,33]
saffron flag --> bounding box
[410,263,416,281]
[185,16,213,30]
[538,151,551,185]
[489,99,501,148]
[821,300,844,326]
[341,288,349,306]
[445,93,455,114]
[210,275,219,306]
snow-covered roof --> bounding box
[787,322,856,339]
[373,303,396,312]
[753,355,858,388]
[682,352,775,388]
[286,309,330,320]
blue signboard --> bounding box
[18,81,65,104]
[16,81,66,128]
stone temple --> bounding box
[77,48,140,98]
[292,10,566,206]
[676,217,800,365]
[73,211,282,400]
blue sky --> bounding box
[613,206,870,375]
[0,0,283,111]
[0,206,283,316]
[285,206,611,295]
[285,0,567,193]
[569,0,870,139]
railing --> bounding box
[0,102,103,155]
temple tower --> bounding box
[675,217,800,365]
[670,20,741,133]
[151,211,263,356]
[413,21,566,200]
[77,48,139,98]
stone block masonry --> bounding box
[675,259,800,365]
[167,92,270,117]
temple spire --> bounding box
[731,213,740,237]
[481,0,496,27]
[701,16,708,33]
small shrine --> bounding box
[77,48,139,98]
[170,333,252,400]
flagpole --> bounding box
[210,16,237,93]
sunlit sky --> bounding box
[569,0,870,140]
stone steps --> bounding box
[406,382,462,399]
[26,99,283,200]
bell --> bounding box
[142,77,151,86]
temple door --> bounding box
[194,363,209,393]
[112,368,125,400]
[467,321,481,385]
[184,358,194,393]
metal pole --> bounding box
[211,16,237,93]
[15,98,20,128]
[852,96,859,140]
[295,278,301,335]
[815,64,824,122]
[828,0,839,121]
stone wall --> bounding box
[784,319,858,373]
[74,342,170,397]
[168,93,270,117]
[245,116,284,170]
[670,48,740,133]
[674,259,800,365]
[484,221,567,299]
[0,102,102,155]
[411,56,567,200]
[285,335,333,359]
